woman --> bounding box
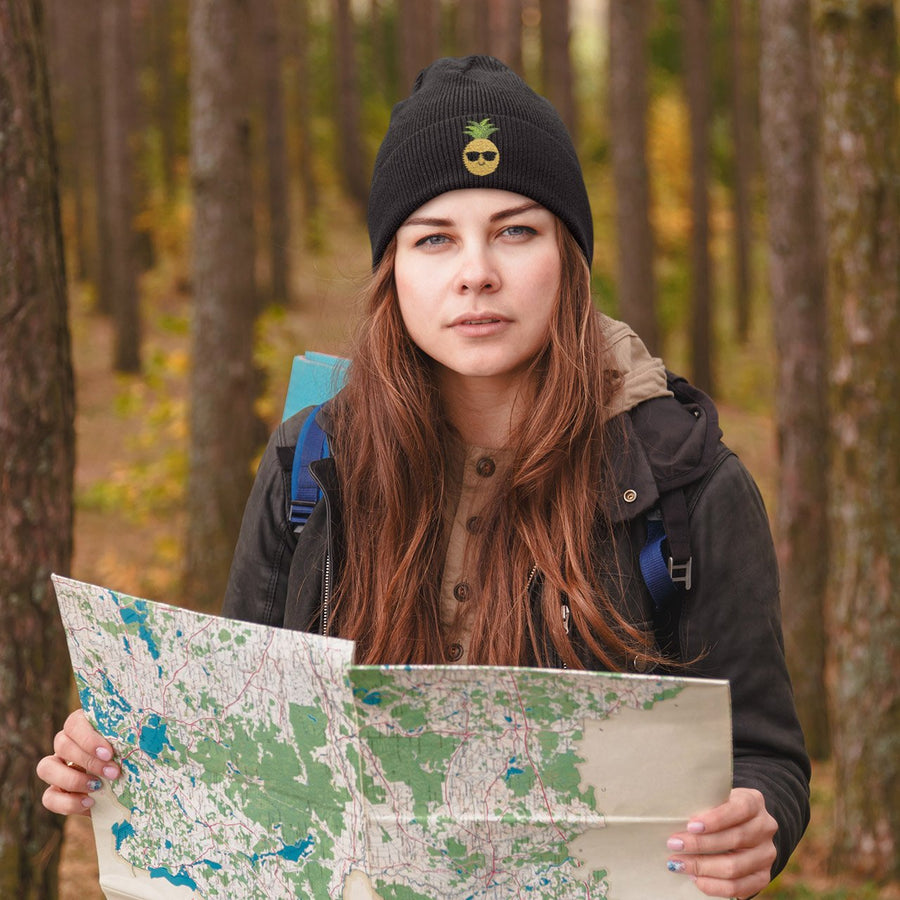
[38,56,809,898]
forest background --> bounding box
[1,0,899,898]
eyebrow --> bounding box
[401,201,545,229]
[489,201,543,222]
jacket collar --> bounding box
[606,379,723,523]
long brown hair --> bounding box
[329,221,659,669]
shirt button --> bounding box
[448,642,463,662]
[466,515,481,534]
[623,489,638,503]
[453,582,470,602]
[475,457,496,477]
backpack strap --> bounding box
[289,404,330,531]
[636,438,696,660]
[639,489,692,603]
[640,496,691,660]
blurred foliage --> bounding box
[761,761,900,900]
[77,345,189,522]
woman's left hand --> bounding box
[665,787,777,899]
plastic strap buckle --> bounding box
[667,556,693,590]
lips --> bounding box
[449,312,508,327]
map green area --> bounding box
[53,575,731,900]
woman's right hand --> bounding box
[36,709,120,815]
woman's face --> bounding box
[394,189,561,395]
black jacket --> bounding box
[222,385,811,878]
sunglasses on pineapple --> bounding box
[466,150,497,162]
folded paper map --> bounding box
[53,575,731,900]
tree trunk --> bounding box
[0,0,76,896]
[729,0,754,343]
[608,0,659,355]
[681,0,714,395]
[185,0,261,611]
[456,0,492,55]
[290,0,321,250]
[759,0,831,761]
[256,0,292,305]
[814,0,900,880]
[331,0,367,210]
[44,0,91,281]
[101,0,141,372]
[399,0,440,91]
[539,0,576,142]
[489,0,523,73]
[152,0,178,202]
[47,0,105,300]
[89,0,113,315]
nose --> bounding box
[455,243,500,295]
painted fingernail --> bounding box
[86,778,102,792]
[95,747,112,761]
[687,820,705,834]
[102,765,119,779]
[667,838,685,851]
[81,796,95,809]
[667,860,686,873]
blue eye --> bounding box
[503,225,537,238]
[416,234,449,247]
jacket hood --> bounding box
[600,315,672,420]
[606,372,724,524]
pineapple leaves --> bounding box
[464,118,500,140]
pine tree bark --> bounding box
[814,0,900,879]
[728,0,754,343]
[92,0,113,315]
[256,0,292,305]
[608,0,659,355]
[101,0,141,372]
[0,0,75,895]
[457,0,492,55]
[331,0,367,210]
[44,0,90,280]
[185,0,260,611]
[151,0,178,202]
[47,0,106,304]
[539,0,576,141]
[681,0,714,395]
[489,0,523,73]
[290,0,320,249]
[399,0,440,91]
[759,0,831,761]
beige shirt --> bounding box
[438,437,510,663]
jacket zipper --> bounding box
[310,461,334,637]
[321,551,332,635]
[527,564,569,670]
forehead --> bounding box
[403,188,549,223]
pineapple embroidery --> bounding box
[463,118,500,176]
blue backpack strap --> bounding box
[289,404,330,529]
[639,512,677,611]
[640,492,694,660]
[639,495,693,612]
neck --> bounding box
[437,371,532,447]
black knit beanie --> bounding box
[367,55,594,268]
